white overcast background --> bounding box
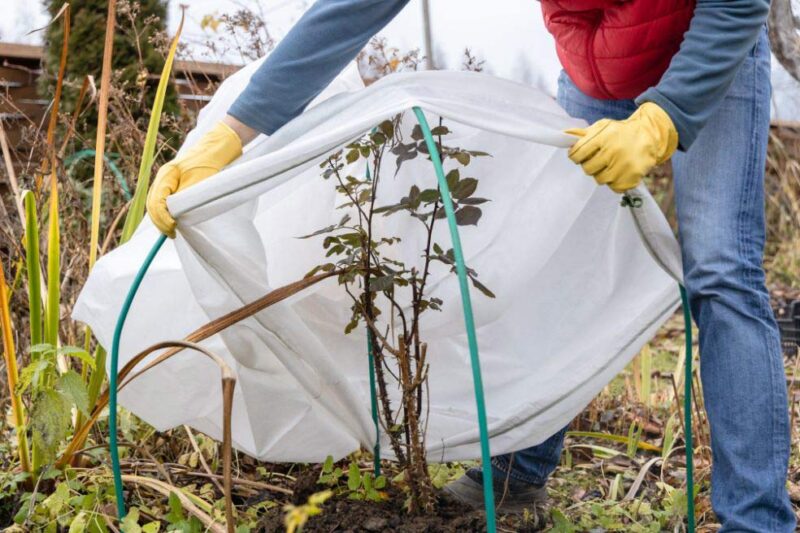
[2,0,799,120]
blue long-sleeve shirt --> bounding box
[228,0,770,150]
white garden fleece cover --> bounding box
[74,60,684,462]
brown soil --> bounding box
[259,491,488,532]
[257,468,543,532]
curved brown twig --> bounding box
[131,340,236,533]
[57,269,343,530]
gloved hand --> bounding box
[146,121,243,237]
[565,102,678,193]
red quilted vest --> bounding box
[541,0,695,100]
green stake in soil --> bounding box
[109,233,167,519]
[680,285,695,532]
[413,107,497,533]
[364,160,382,476]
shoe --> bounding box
[443,467,548,515]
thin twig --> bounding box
[184,425,224,494]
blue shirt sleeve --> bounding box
[228,0,410,135]
[636,0,771,150]
[232,0,769,150]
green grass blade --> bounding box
[640,344,652,407]
[22,191,43,347]
[566,431,661,453]
[86,346,106,411]
[44,174,60,354]
[120,12,184,243]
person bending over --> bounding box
[147,2,793,530]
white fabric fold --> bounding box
[73,62,682,462]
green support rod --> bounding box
[680,285,695,532]
[413,107,497,532]
[367,330,381,475]
[364,160,382,475]
[109,233,167,519]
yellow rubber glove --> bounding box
[566,102,678,193]
[146,121,243,237]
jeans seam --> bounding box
[739,34,784,531]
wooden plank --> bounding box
[0,42,43,61]
[174,59,239,79]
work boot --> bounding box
[443,467,548,516]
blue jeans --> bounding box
[493,29,795,531]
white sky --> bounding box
[2,0,799,119]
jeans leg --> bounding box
[672,30,794,532]
[490,72,638,487]
[491,427,569,486]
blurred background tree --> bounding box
[39,0,180,148]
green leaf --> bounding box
[550,508,577,533]
[322,455,334,474]
[31,389,71,463]
[452,178,478,200]
[455,206,482,226]
[369,275,394,292]
[378,120,394,138]
[374,475,387,489]
[29,343,56,354]
[344,317,360,335]
[394,150,418,175]
[165,492,186,524]
[43,481,70,516]
[418,188,440,203]
[347,462,361,491]
[44,178,60,354]
[22,190,43,347]
[297,224,338,239]
[59,346,95,370]
[346,149,360,164]
[69,511,88,533]
[459,197,489,206]
[17,359,53,395]
[445,169,459,190]
[121,507,143,533]
[469,276,496,299]
[453,151,471,166]
[56,370,90,416]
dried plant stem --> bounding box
[58,270,340,468]
[184,425,224,494]
[0,120,23,223]
[89,0,117,268]
[0,263,31,474]
[58,75,96,158]
[119,475,225,533]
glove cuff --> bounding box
[182,121,243,171]
[206,121,244,167]
[638,102,678,164]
